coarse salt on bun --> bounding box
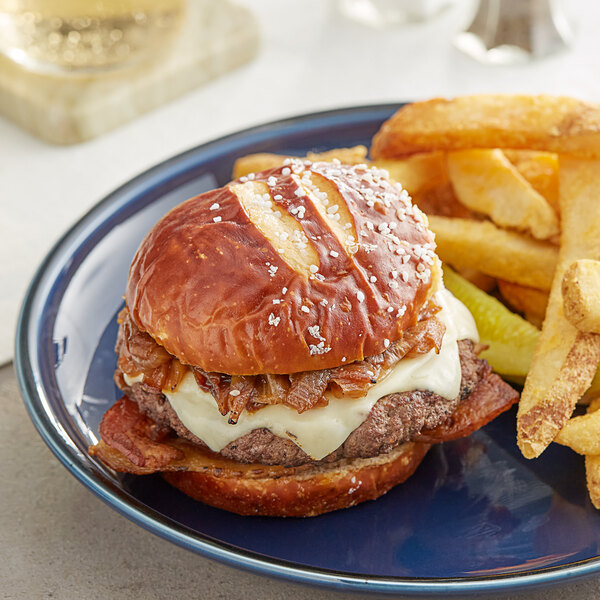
[126,160,438,375]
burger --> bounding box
[90,158,518,517]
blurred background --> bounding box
[1,1,599,598]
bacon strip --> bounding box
[414,367,519,443]
[98,396,183,469]
[91,398,313,478]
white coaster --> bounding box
[0,0,259,144]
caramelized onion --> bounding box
[118,307,447,421]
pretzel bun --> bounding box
[126,160,438,374]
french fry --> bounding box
[555,410,600,456]
[232,153,289,179]
[503,150,560,216]
[517,158,600,459]
[375,152,448,196]
[411,182,474,219]
[585,456,600,509]
[377,153,475,219]
[497,280,549,327]
[447,149,559,240]
[306,146,368,164]
[557,398,600,508]
[586,397,600,412]
[428,215,558,290]
[371,95,600,160]
[232,146,368,179]
[562,260,600,334]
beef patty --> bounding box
[117,340,486,467]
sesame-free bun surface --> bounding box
[126,160,437,375]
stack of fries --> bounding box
[233,95,600,506]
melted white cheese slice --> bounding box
[124,289,478,460]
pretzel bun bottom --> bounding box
[162,442,430,517]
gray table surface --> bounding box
[3,361,600,600]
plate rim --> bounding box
[14,103,600,595]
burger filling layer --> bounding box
[121,289,478,462]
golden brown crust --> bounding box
[162,442,430,517]
[126,160,437,374]
[371,95,600,160]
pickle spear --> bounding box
[443,265,539,379]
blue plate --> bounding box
[15,105,600,595]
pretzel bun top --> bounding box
[126,160,438,375]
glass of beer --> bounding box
[0,0,183,74]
